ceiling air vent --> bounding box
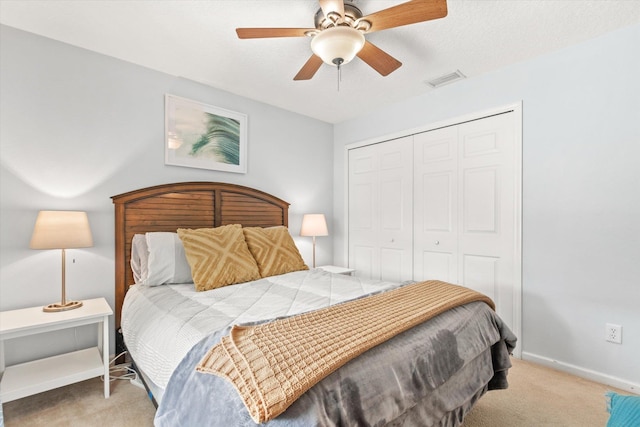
[425,70,466,88]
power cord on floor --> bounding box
[101,350,140,386]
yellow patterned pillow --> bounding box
[177,224,261,291]
[243,226,309,278]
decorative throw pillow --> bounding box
[243,226,308,278]
[130,234,149,284]
[144,232,193,286]
[178,224,261,291]
[606,391,640,427]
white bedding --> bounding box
[121,269,401,392]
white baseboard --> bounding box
[521,352,639,395]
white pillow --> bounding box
[143,232,193,286]
[130,234,149,284]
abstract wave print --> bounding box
[190,113,240,165]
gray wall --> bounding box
[0,25,333,363]
[333,24,640,390]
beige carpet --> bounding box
[2,358,624,426]
[464,358,621,426]
[2,377,155,427]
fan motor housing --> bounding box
[314,3,364,30]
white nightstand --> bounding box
[0,297,113,403]
[317,265,356,276]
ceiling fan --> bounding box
[236,0,448,81]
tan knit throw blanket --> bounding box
[196,280,495,423]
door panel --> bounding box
[421,250,455,282]
[348,137,413,282]
[422,172,453,232]
[458,113,516,329]
[463,167,499,233]
[380,178,403,230]
[462,254,499,303]
[414,126,458,283]
[352,245,375,280]
[380,248,407,283]
[350,182,374,230]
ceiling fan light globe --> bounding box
[311,26,365,66]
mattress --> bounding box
[123,269,516,426]
[121,268,402,392]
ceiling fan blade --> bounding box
[236,28,313,39]
[319,0,345,20]
[361,0,448,33]
[357,41,402,76]
[294,55,324,80]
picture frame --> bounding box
[165,94,248,173]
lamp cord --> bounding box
[101,350,139,383]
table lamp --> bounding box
[30,210,93,312]
[300,213,328,268]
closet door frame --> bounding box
[344,102,522,358]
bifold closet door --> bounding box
[414,112,517,329]
[348,136,413,282]
[413,125,459,283]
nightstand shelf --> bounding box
[0,297,112,403]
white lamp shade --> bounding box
[311,26,365,66]
[30,211,93,249]
[300,214,329,237]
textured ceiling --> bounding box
[1,0,639,123]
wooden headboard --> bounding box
[111,182,289,330]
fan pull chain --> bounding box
[333,58,344,92]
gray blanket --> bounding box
[155,301,516,427]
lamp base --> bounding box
[43,300,83,312]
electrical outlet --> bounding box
[606,323,622,344]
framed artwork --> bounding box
[165,94,247,173]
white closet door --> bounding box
[458,113,517,329]
[413,112,517,330]
[413,126,459,283]
[347,107,521,350]
[348,137,413,282]
[349,143,378,279]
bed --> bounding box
[112,181,516,426]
